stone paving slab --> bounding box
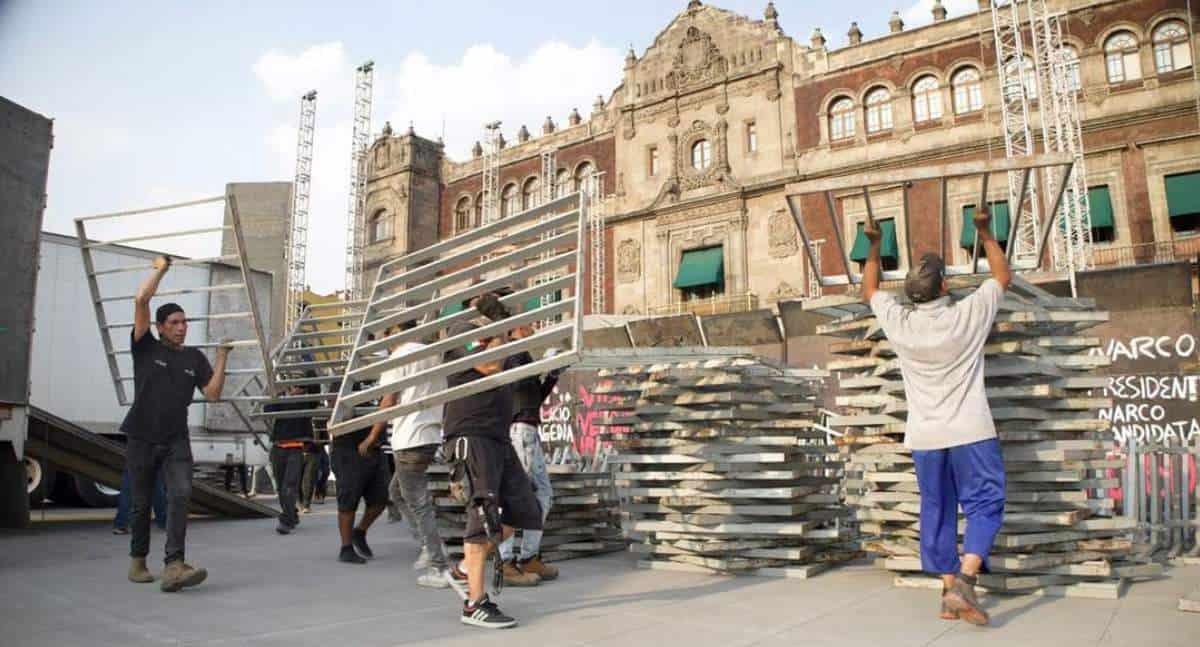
[1,509,1197,647]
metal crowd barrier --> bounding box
[326,191,588,438]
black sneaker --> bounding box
[351,528,373,560]
[339,546,367,564]
[461,595,518,629]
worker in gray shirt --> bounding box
[862,207,1010,627]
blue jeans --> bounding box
[912,438,1006,575]
[499,422,553,561]
[114,466,166,530]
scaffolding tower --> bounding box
[587,171,606,314]
[480,121,502,225]
[285,90,317,330]
[344,61,374,300]
[988,1,1042,267]
[1025,0,1093,282]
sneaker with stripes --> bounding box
[461,595,517,629]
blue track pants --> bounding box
[911,438,1006,574]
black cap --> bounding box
[904,254,946,303]
[155,302,185,324]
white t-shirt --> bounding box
[379,341,445,451]
[868,279,1005,451]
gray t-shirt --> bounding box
[868,279,1005,450]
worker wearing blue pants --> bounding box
[911,439,1006,575]
[862,207,1012,627]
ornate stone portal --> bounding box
[655,198,748,304]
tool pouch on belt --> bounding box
[444,438,471,505]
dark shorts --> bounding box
[330,444,390,512]
[447,436,543,544]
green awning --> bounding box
[849,220,898,262]
[961,202,1011,248]
[525,290,561,313]
[1166,171,1200,218]
[674,246,724,289]
[1087,186,1114,228]
[439,301,465,317]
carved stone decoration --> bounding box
[770,281,800,302]
[768,209,798,258]
[674,119,735,192]
[617,238,641,283]
[374,141,390,171]
[621,305,641,316]
[667,27,727,92]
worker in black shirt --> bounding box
[265,382,319,535]
[123,255,232,593]
[443,318,544,630]
[330,404,391,565]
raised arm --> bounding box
[202,340,233,401]
[974,207,1012,291]
[861,219,883,303]
[133,255,171,342]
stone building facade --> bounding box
[361,0,1200,315]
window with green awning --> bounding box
[848,220,898,261]
[525,289,562,313]
[960,202,1011,248]
[1166,171,1200,219]
[1087,186,1114,228]
[674,246,725,289]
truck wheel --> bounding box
[52,472,84,505]
[73,474,120,508]
[25,456,56,504]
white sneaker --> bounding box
[413,546,431,571]
[417,567,449,589]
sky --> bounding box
[0,0,978,294]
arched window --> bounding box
[912,75,943,123]
[1153,21,1192,73]
[473,192,483,226]
[691,139,712,169]
[369,209,392,243]
[455,197,472,232]
[522,177,540,210]
[1004,56,1038,100]
[864,87,893,133]
[829,97,855,141]
[951,67,984,115]
[554,169,570,198]
[574,161,594,192]
[1061,46,1082,91]
[500,183,518,219]
[1105,31,1141,83]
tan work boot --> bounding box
[128,557,155,583]
[160,560,208,593]
[942,574,989,626]
[501,560,541,587]
[519,555,559,581]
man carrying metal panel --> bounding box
[861,209,1011,626]
[330,403,391,565]
[369,321,458,592]
[124,255,232,592]
[442,312,544,629]
[264,382,318,535]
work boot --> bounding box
[160,560,207,593]
[518,555,559,581]
[128,557,155,583]
[501,559,541,587]
[942,573,989,626]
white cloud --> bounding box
[384,39,624,160]
[902,0,978,29]
[253,42,350,103]
[253,39,624,293]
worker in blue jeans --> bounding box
[862,207,1010,627]
[113,467,167,534]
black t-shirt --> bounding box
[120,330,214,443]
[442,344,512,440]
[265,400,318,443]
